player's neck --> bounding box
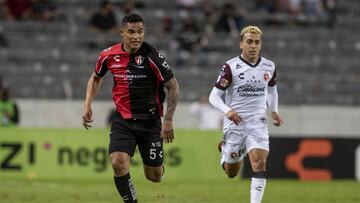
[241,54,258,65]
[122,44,140,54]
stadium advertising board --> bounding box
[1,129,359,181]
[243,138,360,181]
[0,129,224,181]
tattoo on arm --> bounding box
[163,78,179,121]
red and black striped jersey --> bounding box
[95,42,174,120]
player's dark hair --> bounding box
[121,13,144,27]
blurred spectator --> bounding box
[176,15,201,51]
[0,32,9,47]
[323,0,336,28]
[89,0,118,32]
[32,0,57,22]
[0,86,20,127]
[303,0,326,24]
[176,0,199,11]
[2,0,32,21]
[214,3,246,36]
[255,0,277,13]
[198,0,216,35]
[88,0,118,49]
[189,95,222,130]
[162,15,173,33]
[113,0,143,21]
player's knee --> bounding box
[146,174,162,182]
[227,172,238,179]
[111,158,129,176]
[145,171,163,182]
[225,169,239,178]
[252,158,266,171]
[144,167,163,182]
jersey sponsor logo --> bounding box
[220,65,226,76]
[113,74,147,80]
[238,73,245,79]
[135,55,144,65]
[113,55,120,62]
[162,60,171,70]
[237,84,265,96]
[110,64,124,68]
[236,63,242,69]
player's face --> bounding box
[121,22,144,53]
[240,33,262,63]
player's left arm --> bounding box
[267,85,284,126]
[162,77,180,143]
[267,68,284,126]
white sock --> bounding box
[250,177,266,203]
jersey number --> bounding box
[149,148,163,160]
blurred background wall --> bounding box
[0,0,359,130]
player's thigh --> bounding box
[136,119,163,167]
[244,123,269,154]
[222,128,246,164]
[109,113,137,156]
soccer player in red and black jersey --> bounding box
[82,13,179,203]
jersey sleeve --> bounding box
[94,53,109,77]
[268,68,277,87]
[215,63,232,90]
[147,47,174,83]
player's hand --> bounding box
[161,120,174,143]
[271,112,284,127]
[82,107,94,129]
[226,110,242,125]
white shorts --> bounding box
[221,116,269,164]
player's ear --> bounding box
[120,27,125,36]
[239,41,243,49]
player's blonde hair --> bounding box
[240,25,262,41]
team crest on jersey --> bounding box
[135,55,144,65]
[264,72,269,81]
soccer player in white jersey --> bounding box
[209,25,284,203]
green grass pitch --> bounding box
[1,128,360,202]
[1,178,359,203]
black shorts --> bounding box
[109,112,163,167]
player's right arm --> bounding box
[82,50,109,129]
[82,72,103,129]
[209,87,242,125]
[209,63,242,125]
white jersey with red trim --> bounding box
[214,56,277,128]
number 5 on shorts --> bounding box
[150,148,163,160]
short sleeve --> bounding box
[268,68,277,87]
[95,53,109,77]
[215,63,232,90]
[147,47,174,82]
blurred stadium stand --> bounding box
[0,0,359,105]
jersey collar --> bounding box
[239,55,262,68]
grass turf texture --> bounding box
[1,178,359,203]
[1,128,360,202]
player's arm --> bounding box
[267,85,284,126]
[82,72,103,129]
[209,63,241,125]
[162,77,179,143]
[209,87,242,125]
